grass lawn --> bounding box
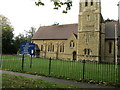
[1,55,28,59]
[2,74,81,88]
[2,55,119,84]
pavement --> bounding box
[1,70,116,88]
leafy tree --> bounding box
[13,27,36,53]
[0,15,14,54]
[53,22,59,25]
[24,27,36,42]
[35,0,72,13]
[105,18,117,22]
[14,34,28,53]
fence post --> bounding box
[30,55,32,68]
[82,60,85,80]
[49,57,52,75]
[118,64,120,84]
[22,54,24,71]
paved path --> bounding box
[1,70,115,88]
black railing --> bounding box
[2,55,120,86]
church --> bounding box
[32,0,120,64]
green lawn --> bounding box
[2,55,119,83]
[2,74,80,88]
[1,55,28,59]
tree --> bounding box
[53,22,59,25]
[24,27,36,42]
[105,18,117,22]
[13,27,36,53]
[14,34,28,53]
[35,0,72,13]
[0,15,14,54]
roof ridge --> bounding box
[40,23,78,28]
[105,21,118,23]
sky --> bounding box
[0,0,120,36]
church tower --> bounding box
[77,0,105,62]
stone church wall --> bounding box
[33,34,77,61]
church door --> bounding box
[73,51,76,61]
[35,44,40,58]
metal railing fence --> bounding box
[1,55,120,85]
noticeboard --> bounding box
[20,42,35,55]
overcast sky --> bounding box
[0,0,119,36]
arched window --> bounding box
[48,45,51,52]
[88,49,90,55]
[84,49,87,55]
[91,0,93,6]
[109,42,112,54]
[41,45,43,51]
[87,15,90,21]
[50,43,52,52]
[70,40,75,48]
[60,45,62,52]
[70,42,72,47]
[73,42,75,47]
[48,43,54,52]
[60,43,64,52]
[85,0,88,7]
[84,49,91,55]
[52,45,54,52]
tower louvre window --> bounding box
[87,15,90,21]
[85,0,88,7]
[91,0,93,6]
[109,42,112,54]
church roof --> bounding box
[105,22,119,39]
[32,22,120,40]
[32,24,78,40]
